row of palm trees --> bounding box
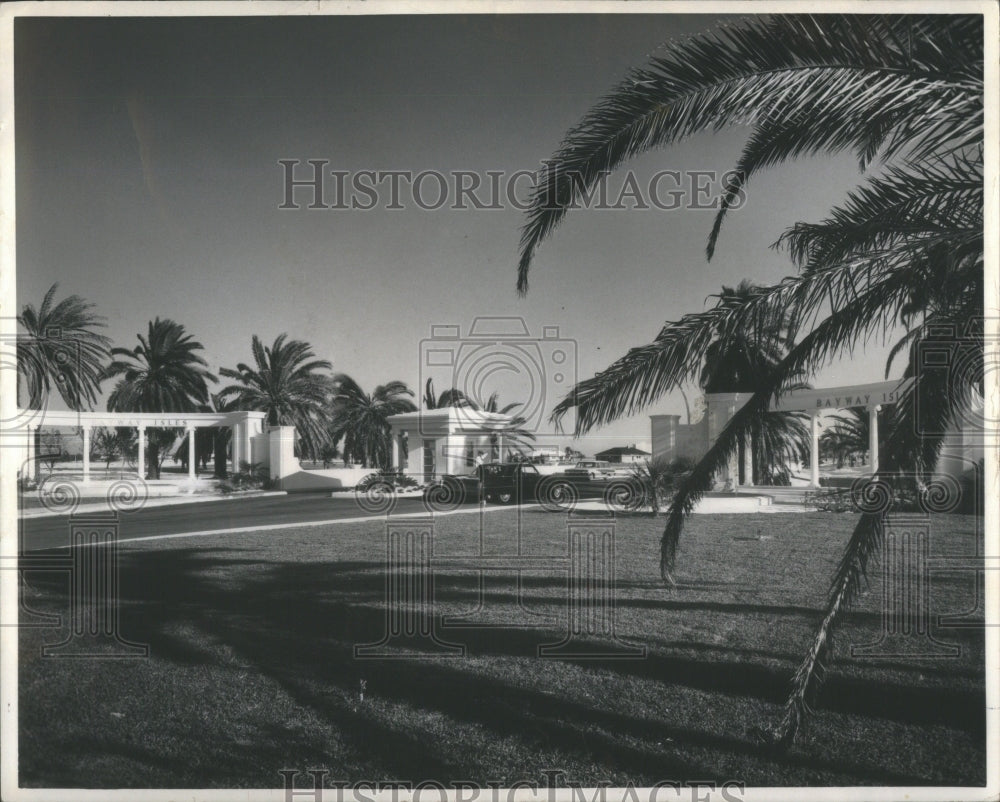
[16,296,526,479]
[514,14,983,745]
[17,280,812,482]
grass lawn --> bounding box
[18,508,986,788]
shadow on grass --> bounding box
[19,547,985,787]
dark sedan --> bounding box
[423,463,642,512]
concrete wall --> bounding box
[268,426,297,484]
[250,433,269,468]
[937,410,985,485]
[266,426,378,492]
[650,414,710,464]
[279,467,375,492]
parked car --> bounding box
[423,463,579,510]
[422,471,482,510]
[563,460,615,480]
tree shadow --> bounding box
[18,546,985,787]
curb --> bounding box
[18,490,288,519]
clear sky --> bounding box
[14,12,900,455]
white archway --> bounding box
[770,379,911,487]
[17,409,267,482]
[651,379,912,489]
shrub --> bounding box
[219,461,271,493]
[357,470,419,491]
[806,488,853,513]
[628,456,696,514]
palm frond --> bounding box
[775,152,983,271]
[516,14,983,292]
[553,254,924,436]
[17,283,112,410]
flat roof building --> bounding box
[594,445,650,464]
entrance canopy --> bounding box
[23,410,261,429]
[772,379,912,412]
[17,408,267,482]
[772,378,912,486]
[387,407,516,481]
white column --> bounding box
[727,401,740,487]
[24,425,37,481]
[391,433,400,472]
[268,426,298,485]
[137,427,146,479]
[230,423,241,471]
[869,405,881,475]
[187,427,196,481]
[810,412,821,488]
[81,427,91,482]
[240,419,254,471]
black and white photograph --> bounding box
[1,2,996,800]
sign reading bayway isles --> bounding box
[771,379,913,412]
[13,409,266,429]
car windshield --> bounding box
[479,464,517,478]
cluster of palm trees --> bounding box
[16,291,509,479]
[515,14,983,745]
[423,379,537,457]
[820,406,875,469]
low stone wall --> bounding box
[279,467,376,492]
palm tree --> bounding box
[174,393,239,478]
[331,376,417,469]
[17,283,111,410]
[90,427,120,473]
[699,282,789,395]
[479,391,536,459]
[422,378,475,410]
[219,334,333,461]
[697,281,810,486]
[820,407,871,468]
[208,392,238,477]
[104,318,217,479]
[514,15,983,745]
[90,427,139,476]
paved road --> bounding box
[18,492,435,552]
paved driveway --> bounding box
[18,492,433,552]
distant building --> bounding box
[594,444,650,464]
[527,445,562,462]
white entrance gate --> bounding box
[17,408,267,482]
[651,379,913,489]
[771,379,912,487]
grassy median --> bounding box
[18,508,986,787]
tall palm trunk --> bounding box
[147,440,161,480]
[214,428,228,477]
